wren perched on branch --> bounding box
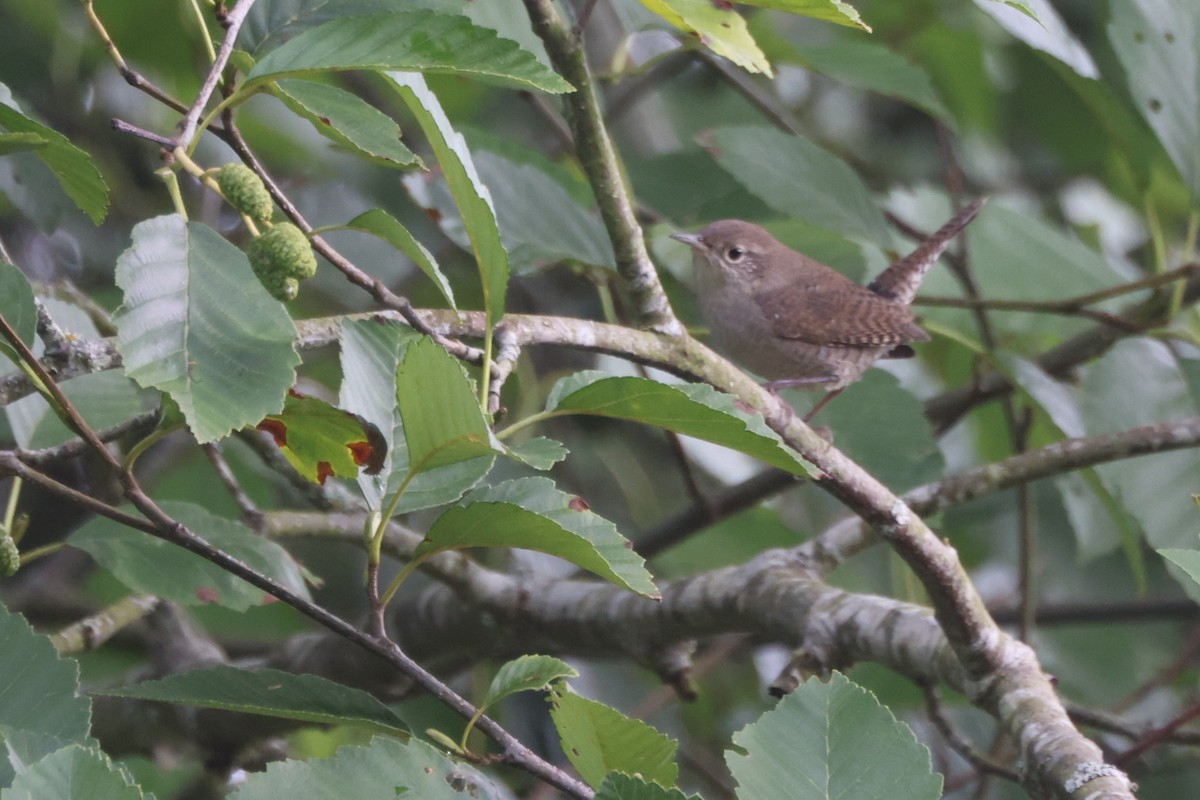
[671,199,986,420]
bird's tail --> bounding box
[868,198,988,305]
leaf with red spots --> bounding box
[257,392,387,485]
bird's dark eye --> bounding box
[726,247,746,262]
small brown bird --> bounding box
[671,200,985,419]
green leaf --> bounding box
[638,0,773,76]
[419,477,659,598]
[257,391,387,485]
[474,150,615,273]
[505,436,569,470]
[740,1,869,30]
[339,209,455,307]
[596,773,700,800]
[0,602,92,777]
[273,79,419,168]
[1159,548,1200,589]
[784,38,949,120]
[727,672,941,800]
[5,745,148,800]
[230,736,504,799]
[388,72,509,331]
[549,685,679,790]
[546,372,815,477]
[818,371,943,493]
[707,126,891,245]
[99,666,409,736]
[482,655,578,710]
[396,337,497,475]
[245,10,573,94]
[1108,0,1200,198]
[0,132,46,156]
[338,320,493,512]
[0,260,37,367]
[113,215,300,443]
[6,370,146,450]
[71,501,312,612]
[976,0,1095,78]
[0,95,109,224]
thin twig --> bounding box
[922,683,1022,782]
[202,443,265,529]
[172,0,257,152]
[111,118,175,149]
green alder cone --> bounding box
[0,533,19,576]
[249,222,318,280]
[215,163,274,224]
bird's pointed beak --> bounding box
[670,231,704,249]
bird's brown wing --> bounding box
[754,282,928,347]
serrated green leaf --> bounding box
[5,745,147,800]
[0,97,108,224]
[482,655,578,710]
[639,0,772,76]
[727,672,941,800]
[0,261,37,368]
[977,0,1094,78]
[505,436,569,470]
[0,132,46,156]
[245,10,573,94]
[396,337,497,476]
[419,477,659,597]
[274,79,418,167]
[739,0,869,31]
[71,501,311,612]
[339,209,455,307]
[545,372,815,476]
[339,320,493,512]
[0,602,92,775]
[707,126,891,245]
[230,735,504,799]
[257,391,387,485]
[113,215,300,443]
[388,72,509,332]
[98,666,408,736]
[1109,0,1200,198]
[596,773,700,800]
[549,685,679,790]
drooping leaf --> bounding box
[545,372,815,477]
[388,72,509,332]
[0,602,92,780]
[549,685,679,790]
[0,91,108,224]
[726,672,941,800]
[245,10,573,94]
[256,390,386,485]
[482,655,579,710]
[229,736,504,800]
[596,773,699,800]
[273,79,419,168]
[339,209,455,307]
[338,320,493,512]
[706,126,891,245]
[977,0,1096,78]
[1108,0,1200,198]
[638,0,773,76]
[0,260,37,367]
[71,501,311,612]
[418,477,659,598]
[98,666,409,736]
[5,745,148,800]
[113,215,300,443]
[395,337,497,476]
